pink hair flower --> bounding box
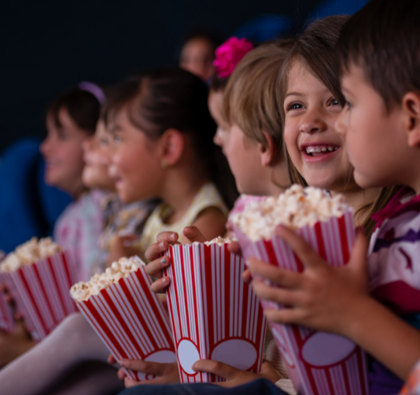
[214,37,254,78]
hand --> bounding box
[192,360,280,387]
[145,227,207,293]
[247,225,370,337]
[108,354,179,388]
[106,235,140,267]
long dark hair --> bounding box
[104,68,238,208]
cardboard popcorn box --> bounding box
[165,242,267,383]
[5,251,78,341]
[0,273,14,333]
[233,209,369,395]
[75,264,176,381]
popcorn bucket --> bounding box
[164,243,267,383]
[5,251,78,341]
[76,266,176,381]
[233,209,369,395]
[0,273,14,333]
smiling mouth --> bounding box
[304,145,339,157]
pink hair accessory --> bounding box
[214,37,253,78]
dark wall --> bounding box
[1,0,324,153]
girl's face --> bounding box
[209,89,270,195]
[108,106,162,203]
[283,61,355,192]
[41,107,90,195]
[180,38,214,81]
[82,120,115,191]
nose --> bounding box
[40,135,52,158]
[299,108,328,135]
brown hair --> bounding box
[104,68,238,208]
[281,16,397,238]
[222,40,294,161]
[47,88,100,135]
[337,0,420,112]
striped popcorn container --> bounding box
[0,273,14,333]
[233,209,369,395]
[4,251,78,341]
[164,243,267,383]
[75,265,176,381]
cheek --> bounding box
[284,124,301,164]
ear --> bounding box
[258,130,277,167]
[402,92,420,147]
[159,128,185,166]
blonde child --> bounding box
[248,6,420,395]
[128,16,400,395]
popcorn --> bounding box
[231,185,348,241]
[70,257,143,302]
[0,238,62,273]
[192,236,234,247]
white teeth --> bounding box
[305,146,338,155]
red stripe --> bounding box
[47,257,67,318]
[168,248,182,343]
[292,326,318,395]
[314,222,327,260]
[32,264,58,325]
[224,245,231,342]
[189,246,201,354]
[120,273,159,351]
[356,348,368,395]
[82,298,127,358]
[101,290,144,356]
[263,240,278,267]
[16,269,49,335]
[338,215,351,264]
[61,252,75,285]
[204,244,215,351]
[325,368,335,395]
[342,358,352,395]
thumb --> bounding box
[183,226,207,244]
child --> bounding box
[116,39,296,393]
[248,4,420,395]
[131,16,399,395]
[41,86,104,281]
[0,68,232,395]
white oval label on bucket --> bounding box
[210,339,257,371]
[301,332,356,367]
[178,339,200,374]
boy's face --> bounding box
[336,64,409,189]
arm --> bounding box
[248,226,420,380]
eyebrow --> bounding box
[284,92,303,99]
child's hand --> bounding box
[112,357,180,388]
[145,227,207,293]
[192,360,280,387]
[106,235,140,267]
[247,225,370,337]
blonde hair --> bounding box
[222,40,294,161]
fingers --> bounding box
[145,255,171,278]
[150,277,171,294]
[117,367,127,381]
[145,240,168,262]
[192,359,236,380]
[156,232,179,243]
[263,306,303,325]
[276,225,325,269]
[251,278,299,306]
[247,257,302,288]
[108,354,117,365]
[120,359,165,376]
[182,226,207,244]
[227,241,242,257]
[124,377,140,388]
[242,269,252,284]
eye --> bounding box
[287,102,304,111]
[113,134,122,144]
[329,97,340,106]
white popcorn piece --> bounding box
[192,236,234,246]
[0,237,62,273]
[231,185,349,241]
[70,256,143,303]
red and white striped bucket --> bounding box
[76,265,176,381]
[164,243,267,383]
[233,209,369,395]
[0,273,14,333]
[3,251,78,341]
